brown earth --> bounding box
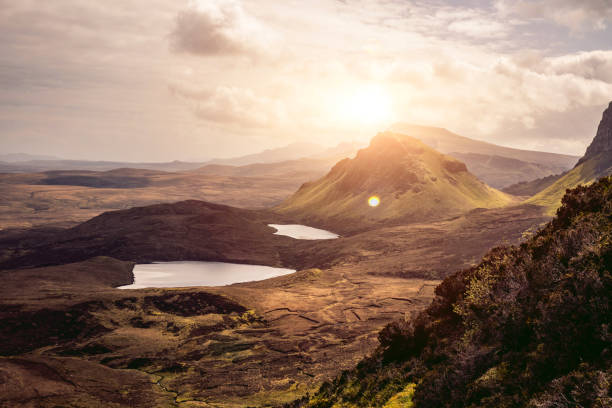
[0,168,308,230]
[0,200,549,407]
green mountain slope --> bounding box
[527,102,612,213]
[275,132,514,233]
[298,176,612,408]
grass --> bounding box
[276,132,516,228]
[527,159,597,214]
[383,383,416,408]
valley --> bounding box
[1,103,610,407]
[3,3,611,407]
[0,200,546,407]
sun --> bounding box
[368,196,380,207]
[337,85,392,126]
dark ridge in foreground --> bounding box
[0,200,297,270]
[298,176,612,407]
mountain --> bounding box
[501,173,561,196]
[0,142,360,175]
[0,200,298,270]
[275,132,515,233]
[195,157,335,180]
[299,175,612,408]
[527,101,612,213]
[0,159,206,173]
[205,141,323,166]
[0,153,60,162]
[389,124,579,188]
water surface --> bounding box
[269,224,339,240]
[118,261,295,289]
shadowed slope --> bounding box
[0,200,295,270]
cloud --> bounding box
[538,51,612,83]
[169,83,287,128]
[496,0,612,31]
[170,0,275,57]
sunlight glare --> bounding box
[337,85,392,126]
[368,196,380,207]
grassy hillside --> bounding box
[276,132,515,233]
[502,173,563,197]
[297,176,612,407]
[527,152,612,214]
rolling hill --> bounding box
[275,132,515,233]
[389,124,579,188]
[527,101,612,213]
[299,175,612,408]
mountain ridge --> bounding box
[389,124,579,188]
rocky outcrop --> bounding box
[577,101,612,166]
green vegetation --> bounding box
[527,152,612,214]
[277,132,515,233]
[299,176,612,407]
[502,173,563,197]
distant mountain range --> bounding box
[0,153,60,162]
[389,124,579,188]
[0,159,205,173]
[0,141,361,175]
[1,130,580,192]
[204,141,360,166]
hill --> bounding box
[0,200,297,270]
[300,175,612,408]
[275,132,515,233]
[195,141,359,180]
[527,101,612,213]
[389,124,578,188]
[502,173,562,196]
[203,141,359,167]
[205,141,326,166]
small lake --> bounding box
[269,224,339,240]
[118,261,296,289]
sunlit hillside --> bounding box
[276,132,515,232]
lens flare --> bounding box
[368,196,380,207]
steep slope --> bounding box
[527,101,612,213]
[390,124,578,188]
[276,132,514,233]
[301,175,612,408]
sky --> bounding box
[0,0,611,162]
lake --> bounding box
[269,224,339,240]
[117,261,296,289]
